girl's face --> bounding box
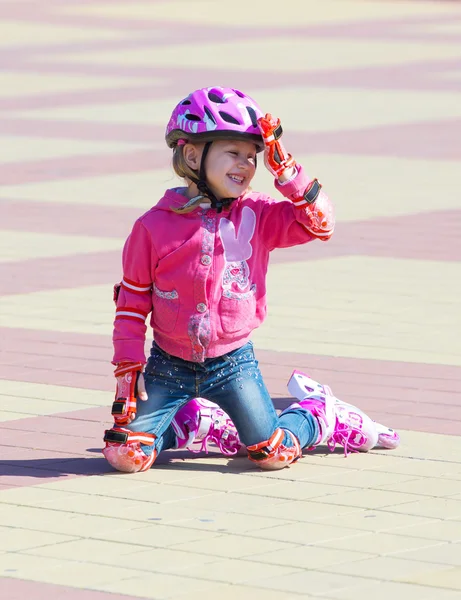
[199,139,258,200]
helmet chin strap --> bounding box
[192,142,237,214]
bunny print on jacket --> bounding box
[220,205,256,292]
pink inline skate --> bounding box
[172,398,242,456]
[287,370,400,455]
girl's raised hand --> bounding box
[257,113,296,181]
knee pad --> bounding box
[103,427,157,473]
[247,428,301,471]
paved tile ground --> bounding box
[1,0,461,598]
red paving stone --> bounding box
[0,578,142,600]
[1,328,460,437]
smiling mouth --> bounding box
[228,174,244,184]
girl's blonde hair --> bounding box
[171,144,209,214]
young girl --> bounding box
[103,86,398,473]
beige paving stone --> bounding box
[0,395,102,418]
[0,488,172,522]
[390,520,461,542]
[327,555,449,581]
[42,479,220,505]
[0,285,115,336]
[0,72,148,97]
[176,557,301,585]
[298,452,394,471]
[0,525,77,552]
[0,136,141,164]
[0,381,109,406]
[447,494,461,503]
[385,498,461,520]
[0,170,175,208]
[327,580,461,600]
[26,538,146,561]
[85,546,219,573]
[249,521,367,545]
[59,0,461,24]
[253,257,461,366]
[323,510,437,534]
[406,566,461,590]
[177,489,288,513]
[387,431,461,462]
[58,493,220,520]
[217,480,345,501]
[300,155,461,223]
[113,463,243,484]
[20,87,461,135]
[319,531,442,555]
[96,573,242,599]
[251,544,374,570]
[52,38,461,72]
[0,506,153,538]
[19,560,139,587]
[0,485,77,507]
[342,453,461,478]
[167,471,288,493]
[394,542,461,567]
[0,21,135,47]
[0,231,123,263]
[298,468,419,489]
[103,522,222,547]
[377,477,461,498]
[165,511,293,534]
[251,569,364,596]
[312,488,418,510]
[172,584,322,600]
[248,461,353,482]
[171,533,297,559]
[17,98,177,128]
[0,412,39,421]
[0,553,69,577]
[3,152,461,223]
[236,499,365,523]
[253,87,461,134]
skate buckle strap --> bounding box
[104,428,156,446]
[111,397,136,416]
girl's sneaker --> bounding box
[172,398,242,456]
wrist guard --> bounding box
[112,361,143,425]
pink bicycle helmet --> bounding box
[166,86,264,151]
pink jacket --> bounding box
[113,167,333,364]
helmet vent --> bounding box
[185,114,201,121]
[208,91,226,103]
[246,106,258,127]
[204,106,216,124]
[233,89,245,98]
[219,111,240,125]
[181,99,191,105]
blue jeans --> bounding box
[128,341,319,456]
